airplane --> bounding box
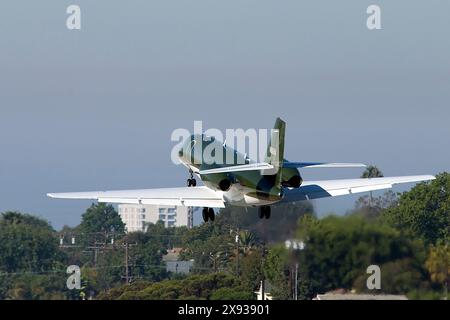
[47,118,435,222]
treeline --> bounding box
[0,173,448,300]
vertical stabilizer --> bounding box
[263,118,285,179]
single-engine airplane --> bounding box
[48,118,435,222]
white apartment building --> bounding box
[118,204,194,232]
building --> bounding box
[313,289,408,300]
[118,204,194,232]
[163,248,194,275]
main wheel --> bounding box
[202,207,209,222]
[258,207,265,219]
[264,206,271,219]
[191,179,197,187]
[259,206,271,219]
[208,208,215,221]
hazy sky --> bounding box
[1,1,449,229]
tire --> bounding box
[208,208,215,221]
[187,179,192,187]
[192,179,197,187]
[258,207,265,219]
[202,208,209,222]
[264,206,271,219]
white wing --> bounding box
[281,175,435,202]
[47,186,225,208]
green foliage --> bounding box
[125,232,168,282]
[296,214,427,296]
[425,242,449,298]
[179,222,234,273]
[361,165,384,178]
[5,274,68,300]
[97,273,252,300]
[79,203,125,235]
[239,249,264,291]
[383,172,450,245]
[0,212,63,273]
[353,258,427,294]
[210,287,254,300]
[353,190,398,219]
[263,245,291,299]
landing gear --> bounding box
[187,169,197,187]
[202,207,215,222]
[258,206,271,219]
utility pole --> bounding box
[235,228,240,277]
[125,242,129,283]
[122,242,137,284]
[295,263,298,300]
[261,242,266,301]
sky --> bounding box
[1,1,449,229]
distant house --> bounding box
[255,280,273,300]
[166,260,194,274]
[163,248,194,275]
[313,289,407,300]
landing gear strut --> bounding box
[202,207,215,222]
[187,169,197,187]
[258,206,271,219]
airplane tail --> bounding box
[264,117,286,183]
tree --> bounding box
[0,212,63,273]
[425,243,449,299]
[353,190,398,219]
[239,248,264,291]
[263,245,291,299]
[179,222,234,273]
[79,203,125,236]
[361,165,384,179]
[295,214,427,296]
[383,172,450,245]
[210,287,254,300]
[0,212,70,299]
[238,230,258,254]
[361,165,384,206]
[124,232,168,282]
[97,273,253,300]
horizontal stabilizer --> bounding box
[283,162,367,169]
[199,163,274,175]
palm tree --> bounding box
[238,230,258,254]
[361,165,384,206]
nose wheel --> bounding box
[258,206,271,219]
[187,169,197,187]
[202,207,215,222]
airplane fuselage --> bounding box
[178,134,301,207]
